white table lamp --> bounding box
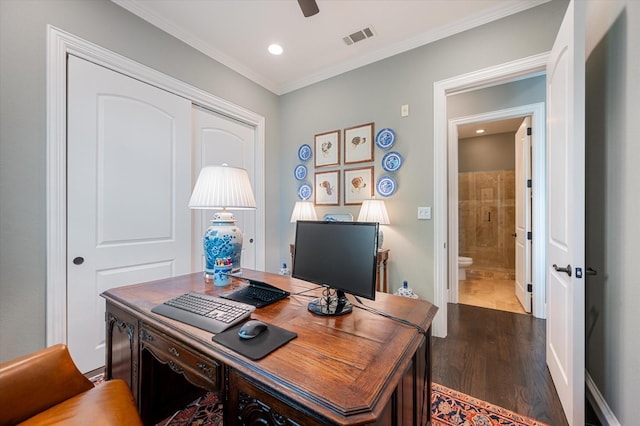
[290,201,318,223]
[189,164,256,280]
[357,198,390,248]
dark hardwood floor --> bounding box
[431,303,568,426]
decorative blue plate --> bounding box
[376,175,397,197]
[375,128,396,150]
[381,151,403,172]
[294,164,307,180]
[298,144,312,161]
[297,182,312,200]
[323,213,353,222]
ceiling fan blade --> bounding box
[297,0,319,17]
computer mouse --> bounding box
[238,320,268,339]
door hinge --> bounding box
[527,231,532,240]
[527,179,532,188]
[527,127,532,136]
[527,283,533,292]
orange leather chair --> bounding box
[0,344,142,426]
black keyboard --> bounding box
[151,292,255,334]
[245,286,284,303]
[220,279,290,308]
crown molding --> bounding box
[112,0,550,95]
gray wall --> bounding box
[585,0,640,423]
[448,76,546,175]
[278,1,568,303]
[0,0,279,362]
[458,132,516,173]
[448,75,547,118]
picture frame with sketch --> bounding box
[314,130,340,168]
[344,122,374,164]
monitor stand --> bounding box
[307,288,352,316]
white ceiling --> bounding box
[112,0,549,95]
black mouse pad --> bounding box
[212,321,297,360]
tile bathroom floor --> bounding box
[458,277,528,315]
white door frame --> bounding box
[432,52,549,338]
[45,26,266,346]
[447,104,545,316]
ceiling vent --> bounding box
[343,26,375,46]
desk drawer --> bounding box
[140,325,221,391]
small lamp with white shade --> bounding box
[289,201,318,223]
[288,201,318,270]
[357,198,390,248]
[188,164,256,281]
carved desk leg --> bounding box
[105,304,139,402]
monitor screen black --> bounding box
[292,220,379,316]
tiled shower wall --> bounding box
[459,170,515,272]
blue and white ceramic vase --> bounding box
[203,212,243,279]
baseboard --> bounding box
[586,371,621,426]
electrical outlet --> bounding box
[418,207,431,220]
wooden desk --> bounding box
[102,270,437,425]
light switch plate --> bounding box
[401,104,409,117]
[418,207,431,220]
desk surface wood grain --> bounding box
[103,270,438,424]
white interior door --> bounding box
[192,106,257,272]
[67,56,192,372]
[515,117,532,313]
[546,1,585,424]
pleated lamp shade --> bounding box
[357,199,390,225]
[290,201,318,223]
[357,198,390,248]
[188,165,256,210]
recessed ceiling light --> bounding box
[268,44,283,55]
[475,129,485,134]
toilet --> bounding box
[458,256,473,280]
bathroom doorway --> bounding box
[447,103,546,316]
[456,116,527,314]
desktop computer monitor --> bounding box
[292,220,379,316]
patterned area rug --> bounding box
[91,374,548,426]
[432,383,550,426]
[155,392,222,426]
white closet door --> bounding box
[191,106,257,272]
[67,55,192,372]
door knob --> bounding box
[73,256,84,265]
[512,233,517,237]
[553,264,572,277]
[586,267,598,276]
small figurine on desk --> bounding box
[279,263,290,276]
[395,281,418,299]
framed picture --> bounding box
[314,130,340,168]
[344,166,373,205]
[315,170,340,206]
[344,122,374,164]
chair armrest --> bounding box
[0,344,94,426]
